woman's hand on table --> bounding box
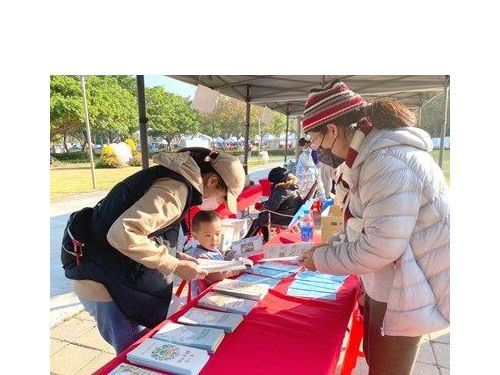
[299,243,330,271]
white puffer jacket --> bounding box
[313,127,449,337]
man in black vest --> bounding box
[61,148,245,353]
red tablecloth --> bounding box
[94,232,359,375]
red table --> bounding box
[94,232,360,375]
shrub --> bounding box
[95,144,127,168]
[51,151,89,163]
[125,138,137,151]
[129,150,142,166]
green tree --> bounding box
[146,87,201,150]
[419,93,450,138]
[85,76,138,144]
[50,75,84,153]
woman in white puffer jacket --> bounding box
[299,80,449,375]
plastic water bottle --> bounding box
[300,209,314,242]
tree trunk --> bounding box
[81,139,88,153]
[63,133,69,153]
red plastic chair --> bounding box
[259,178,272,197]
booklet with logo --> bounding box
[153,322,225,353]
[212,278,270,301]
[126,338,209,375]
[108,363,162,375]
[198,292,258,316]
[196,258,253,273]
[177,307,243,333]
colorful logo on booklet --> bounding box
[150,344,180,361]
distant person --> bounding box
[299,80,449,374]
[296,137,325,200]
[186,211,240,298]
[60,147,245,353]
[245,167,302,243]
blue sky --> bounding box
[144,75,197,99]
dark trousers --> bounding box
[245,216,269,243]
[363,294,422,375]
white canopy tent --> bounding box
[136,75,449,173]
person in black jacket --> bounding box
[245,167,303,243]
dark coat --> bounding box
[258,181,303,226]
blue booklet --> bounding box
[237,273,281,288]
[289,279,340,293]
[246,265,293,279]
[258,262,302,273]
[295,270,348,285]
[153,322,225,353]
[286,286,337,300]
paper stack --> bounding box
[286,271,348,300]
[177,307,243,333]
[126,338,209,375]
[212,279,270,301]
[198,292,258,316]
[108,363,162,375]
[153,322,225,353]
[236,273,281,288]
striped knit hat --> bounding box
[302,80,367,132]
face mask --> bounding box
[316,132,345,168]
[199,196,220,211]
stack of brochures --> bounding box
[212,278,270,300]
[177,307,243,333]
[198,292,258,316]
[153,322,225,353]
[245,262,300,279]
[126,338,210,375]
[286,270,348,300]
[236,273,281,288]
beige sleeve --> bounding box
[106,178,189,276]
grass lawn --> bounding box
[51,151,449,201]
[51,165,143,201]
[50,155,286,201]
[431,149,450,186]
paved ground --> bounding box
[50,161,449,374]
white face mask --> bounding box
[199,196,220,211]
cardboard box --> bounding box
[320,205,343,243]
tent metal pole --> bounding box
[136,75,149,169]
[296,117,301,162]
[438,76,450,168]
[284,105,290,164]
[243,85,251,175]
[80,76,96,189]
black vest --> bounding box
[60,165,202,328]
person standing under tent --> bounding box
[296,137,325,200]
[299,80,449,375]
[60,147,245,353]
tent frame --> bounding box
[136,75,449,172]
